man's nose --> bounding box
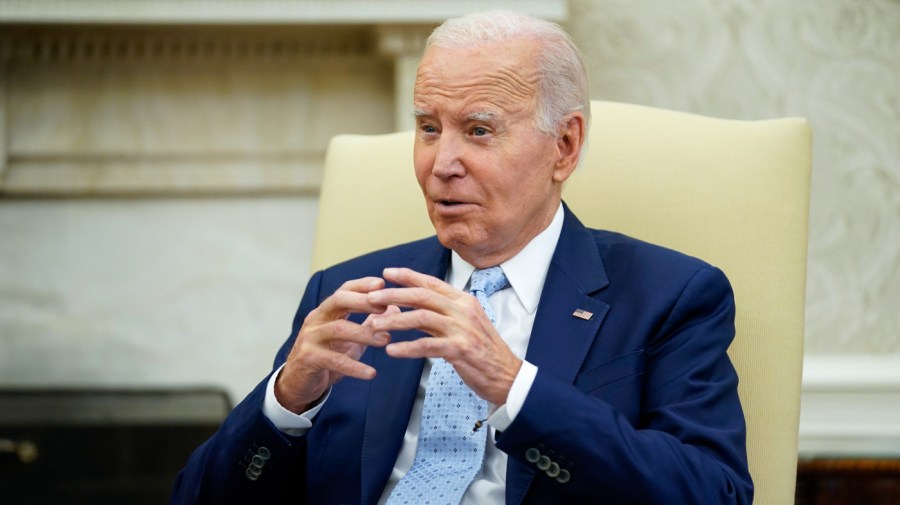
[431,134,466,179]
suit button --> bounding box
[257,446,271,459]
[546,462,560,478]
[245,467,261,481]
[556,469,571,484]
[525,448,541,463]
[537,455,551,471]
[252,455,266,467]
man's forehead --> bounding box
[413,44,540,114]
[412,74,537,121]
[414,66,538,95]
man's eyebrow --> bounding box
[465,111,498,122]
[410,109,499,121]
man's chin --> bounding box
[435,227,507,266]
[434,226,479,252]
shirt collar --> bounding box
[448,203,564,314]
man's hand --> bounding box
[275,277,398,414]
[368,267,522,406]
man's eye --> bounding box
[472,127,488,136]
[421,125,437,134]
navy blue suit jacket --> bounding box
[173,206,753,504]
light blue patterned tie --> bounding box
[386,266,510,505]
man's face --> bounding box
[413,41,575,268]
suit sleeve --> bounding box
[170,271,326,505]
[495,266,753,504]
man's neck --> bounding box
[448,203,565,310]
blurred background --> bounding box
[0,0,897,502]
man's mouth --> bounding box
[434,200,475,215]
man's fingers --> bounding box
[307,346,377,380]
[310,318,390,347]
[367,286,457,314]
[382,267,457,295]
[315,277,390,319]
[369,308,450,334]
[385,337,453,360]
[363,304,401,326]
[324,290,388,315]
[339,276,387,293]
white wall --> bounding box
[0,197,318,401]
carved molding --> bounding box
[374,25,433,130]
[0,25,388,196]
[800,355,900,457]
[0,26,376,65]
[0,64,6,184]
[375,25,434,57]
[2,151,325,196]
[0,0,566,24]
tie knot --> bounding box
[469,266,509,299]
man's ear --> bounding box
[553,112,586,183]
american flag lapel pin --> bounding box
[572,308,593,320]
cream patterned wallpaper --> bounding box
[568,0,900,354]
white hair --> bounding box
[425,10,591,136]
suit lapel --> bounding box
[360,239,451,505]
[507,206,611,504]
[525,208,610,379]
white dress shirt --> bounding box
[263,203,565,505]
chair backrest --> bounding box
[313,100,812,505]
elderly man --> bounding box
[174,10,752,505]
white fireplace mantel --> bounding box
[0,1,567,24]
[0,1,567,196]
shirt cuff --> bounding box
[487,360,538,432]
[262,364,329,436]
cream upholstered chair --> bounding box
[313,101,812,505]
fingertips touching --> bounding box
[372,331,392,346]
[341,276,386,293]
[382,267,427,286]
